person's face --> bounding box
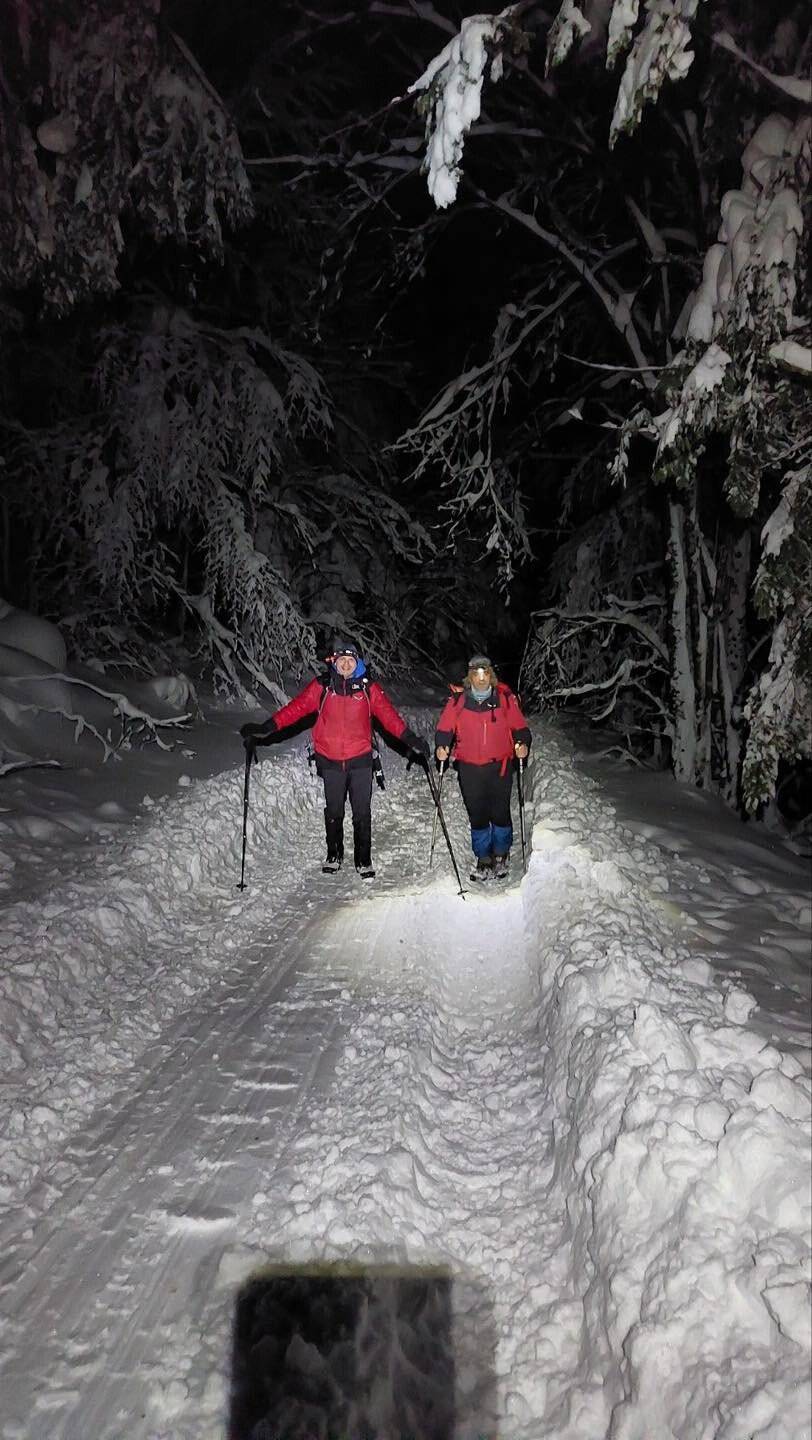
[469,666,492,688]
[335,653,357,678]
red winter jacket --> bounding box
[270,675,409,766]
[435,683,530,769]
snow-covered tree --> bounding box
[651,110,810,807]
[0,0,437,691]
[400,1,810,817]
[3,305,430,690]
[0,0,252,312]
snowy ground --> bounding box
[0,694,810,1440]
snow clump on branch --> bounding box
[654,113,809,489]
[545,0,707,143]
[409,6,519,209]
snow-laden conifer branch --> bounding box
[742,464,812,811]
[646,111,810,808]
[520,601,671,739]
[408,5,525,207]
[0,0,253,312]
[410,0,712,198]
[712,31,812,105]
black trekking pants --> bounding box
[321,764,373,865]
[457,760,514,858]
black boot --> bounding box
[323,814,344,874]
[492,853,510,880]
[470,856,492,883]
[353,815,375,880]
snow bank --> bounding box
[522,730,811,1438]
[0,600,67,669]
[0,749,321,1211]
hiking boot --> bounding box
[323,815,344,873]
[353,815,373,879]
[493,853,510,880]
[469,857,492,882]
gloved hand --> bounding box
[404,731,430,761]
[240,719,275,749]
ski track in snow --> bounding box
[0,718,809,1439]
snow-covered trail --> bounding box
[1,774,546,1440]
[1,907,351,1438]
[0,719,809,1440]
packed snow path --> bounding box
[0,720,809,1439]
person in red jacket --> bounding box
[240,642,429,880]
[434,653,530,882]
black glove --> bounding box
[403,730,430,761]
[240,719,275,749]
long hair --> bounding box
[463,662,497,692]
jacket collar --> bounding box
[464,687,499,711]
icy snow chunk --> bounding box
[762,1280,812,1350]
[532,824,579,851]
[749,1068,811,1121]
[590,858,627,896]
[722,986,758,1024]
[680,956,714,986]
[148,1377,188,1419]
[633,1002,697,1070]
[694,1098,729,1142]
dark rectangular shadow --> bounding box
[228,1261,498,1440]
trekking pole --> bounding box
[422,760,466,898]
[429,759,446,868]
[516,754,527,875]
[237,744,254,891]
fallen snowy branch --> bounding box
[530,605,668,660]
[0,758,63,778]
[8,674,191,759]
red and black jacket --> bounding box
[265,674,412,769]
[435,683,530,770]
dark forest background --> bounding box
[0,0,809,829]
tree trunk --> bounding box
[716,525,752,804]
[668,499,698,783]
